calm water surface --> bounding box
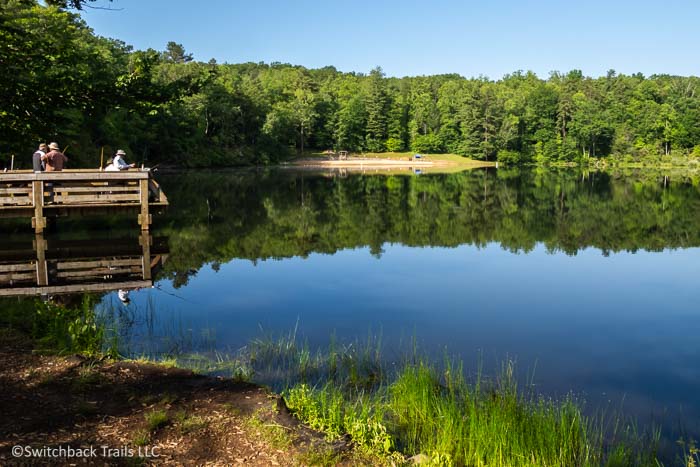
[5,167,700,437]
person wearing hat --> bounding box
[42,142,68,172]
[32,143,48,172]
[113,149,135,170]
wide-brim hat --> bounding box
[116,149,126,156]
[48,142,59,150]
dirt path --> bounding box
[0,330,354,465]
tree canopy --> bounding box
[2,1,700,168]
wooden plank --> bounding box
[53,186,139,193]
[42,203,141,210]
[0,187,32,194]
[0,171,149,182]
[0,206,33,212]
[0,197,32,206]
[57,259,141,270]
[5,169,124,174]
[0,272,35,282]
[0,280,152,296]
[0,263,35,273]
[53,193,140,203]
[56,267,141,278]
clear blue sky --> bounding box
[79,0,700,79]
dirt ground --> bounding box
[0,330,360,466]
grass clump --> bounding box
[297,445,342,466]
[132,429,150,446]
[144,409,169,431]
[285,383,392,455]
[386,361,601,466]
[175,411,208,434]
[0,297,114,357]
[284,357,660,466]
[243,410,292,450]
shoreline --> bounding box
[0,330,369,466]
[287,156,496,172]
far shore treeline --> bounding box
[3,1,700,168]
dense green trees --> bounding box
[2,1,700,168]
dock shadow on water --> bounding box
[3,166,700,465]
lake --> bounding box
[2,167,699,443]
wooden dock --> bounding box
[0,233,168,297]
[0,170,168,233]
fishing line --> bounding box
[152,284,194,303]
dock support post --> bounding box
[138,178,151,231]
[139,231,152,280]
[31,180,46,234]
[34,234,48,287]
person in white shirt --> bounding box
[117,289,131,305]
[32,143,47,172]
[104,157,119,171]
[113,149,135,170]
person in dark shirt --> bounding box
[32,143,47,172]
[42,142,68,171]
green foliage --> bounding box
[32,298,104,355]
[175,411,208,434]
[411,133,443,153]
[0,295,116,356]
[285,384,392,455]
[282,351,659,466]
[4,2,700,168]
[132,429,150,446]
[496,149,521,165]
[144,409,169,431]
[385,137,404,152]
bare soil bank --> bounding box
[0,330,358,466]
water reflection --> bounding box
[0,233,168,297]
[153,167,700,283]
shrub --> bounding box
[385,137,404,152]
[496,150,521,165]
[411,134,443,153]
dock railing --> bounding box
[0,170,168,233]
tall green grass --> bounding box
[117,324,662,465]
[0,296,114,356]
[284,358,660,466]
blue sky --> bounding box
[79,0,700,79]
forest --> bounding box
[3,0,700,168]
